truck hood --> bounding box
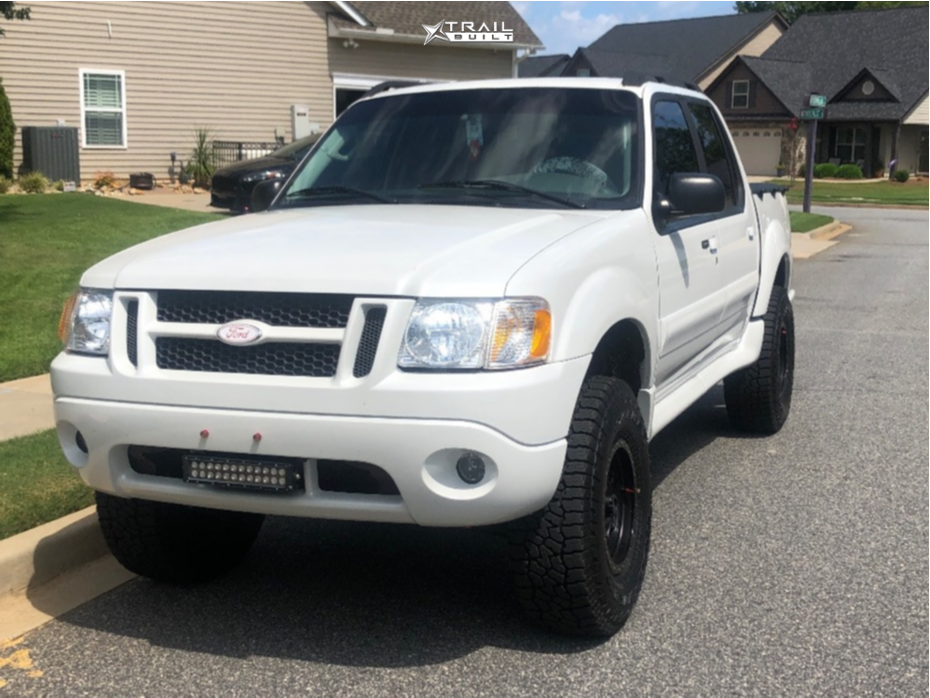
[83,204,612,297]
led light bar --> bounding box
[182,455,303,493]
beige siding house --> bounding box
[0,1,541,182]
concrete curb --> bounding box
[0,506,107,599]
[807,220,851,241]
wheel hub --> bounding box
[604,441,636,568]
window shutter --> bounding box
[726,82,733,109]
[749,81,757,108]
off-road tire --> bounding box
[96,492,264,583]
[724,285,795,434]
[510,376,652,637]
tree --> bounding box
[1,2,30,37]
[734,1,926,23]
[0,78,14,178]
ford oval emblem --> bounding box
[216,322,263,346]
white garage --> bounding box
[730,128,783,176]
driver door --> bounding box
[650,98,727,387]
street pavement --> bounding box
[3,207,927,696]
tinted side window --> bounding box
[653,100,699,196]
[688,102,739,208]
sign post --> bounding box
[801,95,827,214]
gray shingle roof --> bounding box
[517,54,570,78]
[331,2,542,48]
[760,5,929,121]
[585,11,783,82]
[740,56,811,115]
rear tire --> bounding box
[96,492,264,583]
[724,285,795,434]
[510,376,652,637]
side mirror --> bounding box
[664,173,726,216]
[250,179,284,213]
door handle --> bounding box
[701,237,719,254]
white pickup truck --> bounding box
[53,77,794,637]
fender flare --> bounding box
[751,217,791,317]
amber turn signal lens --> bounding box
[529,309,551,359]
[58,290,80,344]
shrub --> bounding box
[19,171,49,194]
[54,179,65,192]
[835,164,863,180]
[94,171,118,189]
[0,78,14,180]
[188,127,215,188]
[894,168,910,183]
[0,175,11,194]
[797,162,806,178]
[813,163,838,179]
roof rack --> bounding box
[362,80,429,98]
[613,72,700,91]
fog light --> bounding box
[75,431,89,454]
[455,452,486,484]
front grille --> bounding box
[126,300,138,366]
[156,337,339,377]
[353,307,386,378]
[209,174,236,193]
[157,291,354,328]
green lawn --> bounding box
[772,179,929,207]
[789,211,834,233]
[0,430,94,540]
[0,194,221,382]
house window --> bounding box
[576,68,591,77]
[835,126,867,163]
[80,70,126,147]
[731,80,750,109]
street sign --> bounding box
[801,107,825,120]
[809,94,827,108]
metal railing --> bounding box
[212,141,280,168]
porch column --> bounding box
[889,121,901,178]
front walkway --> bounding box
[0,375,54,441]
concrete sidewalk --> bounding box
[0,375,54,441]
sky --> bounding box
[512,1,738,55]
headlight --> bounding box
[241,170,288,183]
[59,289,113,355]
[398,298,551,370]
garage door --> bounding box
[730,129,782,176]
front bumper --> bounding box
[54,398,567,527]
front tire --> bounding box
[96,492,264,583]
[511,376,652,637]
[724,285,795,434]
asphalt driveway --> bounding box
[4,206,927,696]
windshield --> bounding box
[270,134,320,160]
[276,87,641,210]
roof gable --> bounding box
[585,11,783,82]
[832,67,900,103]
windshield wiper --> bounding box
[284,185,395,204]
[418,180,584,209]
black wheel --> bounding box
[724,285,795,434]
[510,376,652,637]
[96,492,264,583]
